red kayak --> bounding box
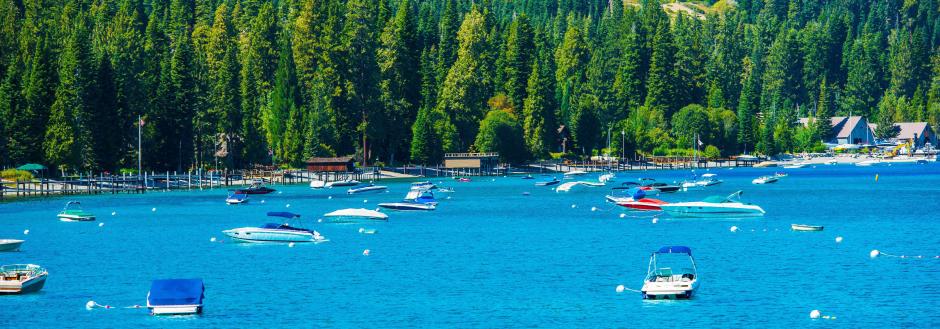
[617,198,668,211]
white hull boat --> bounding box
[791,224,824,231]
[223,212,327,243]
[563,170,588,179]
[751,176,778,184]
[309,180,327,189]
[0,239,24,252]
[377,202,436,211]
[57,201,95,222]
[147,279,203,315]
[641,246,698,300]
[328,179,361,188]
[225,193,249,205]
[660,191,765,218]
[324,208,389,222]
[0,264,47,294]
[347,185,388,195]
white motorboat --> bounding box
[347,184,388,194]
[641,246,699,300]
[328,179,361,188]
[563,170,588,178]
[660,191,765,218]
[782,162,808,169]
[598,173,616,183]
[57,201,96,222]
[696,173,722,186]
[856,159,880,166]
[225,192,249,205]
[147,279,204,315]
[378,190,437,211]
[751,176,778,184]
[0,264,47,294]
[0,239,24,252]
[410,181,437,190]
[223,212,327,243]
[324,208,389,222]
[309,180,327,189]
[555,181,605,192]
[791,224,824,231]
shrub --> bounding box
[703,145,721,159]
[1,169,34,181]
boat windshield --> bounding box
[647,253,696,282]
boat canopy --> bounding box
[632,189,647,200]
[656,246,692,255]
[702,191,744,203]
[147,279,204,306]
[267,212,300,218]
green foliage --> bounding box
[474,98,528,164]
[0,169,33,181]
[703,145,721,159]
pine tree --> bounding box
[644,15,676,115]
[45,10,94,171]
[502,14,534,109]
[614,25,643,112]
[339,0,382,164]
[207,4,241,168]
[523,59,557,157]
[410,105,443,165]
[436,7,492,150]
[554,19,589,124]
[813,77,833,142]
[377,0,420,164]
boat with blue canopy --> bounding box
[147,279,204,315]
[378,190,438,211]
[641,246,699,300]
[222,212,327,243]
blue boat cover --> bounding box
[148,279,204,306]
[656,246,692,255]
[267,211,300,218]
[632,189,646,200]
[260,223,312,233]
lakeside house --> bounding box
[868,122,938,148]
[798,116,876,146]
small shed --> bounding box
[305,157,355,172]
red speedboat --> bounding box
[617,198,668,211]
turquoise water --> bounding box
[2,164,940,328]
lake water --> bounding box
[2,163,939,328]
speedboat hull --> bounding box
[642,280,698,300]
[222,228,326,243]
[660,203,765,218]
[225,198,248,205]
[378,202,436,211]
[618,198,668,211]
[791,224,824,231]
[752,176,778,184]
[235,187,276,194]
[535,180,560,186]
[150,305,202,315]
[347,186,388,194]
[58,214,96,222]
[0,265,47,294]
[0,240,24,252]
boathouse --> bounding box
[443,153,499,174]
[305,156,355,172]
[798,116,876,145]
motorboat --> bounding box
[856,159,880,167]
[309,180,327,189]
[773,172,788,178]
[234,181,276,194]
[58,201,96,222]
[378,190,438,211]
[0,264,47,294]
[437,187,455,193]
[411,181,437,190]
[791,224,824,231]
[659,191,765,218]
[456,177,471,182]
[782,162,808,169]
[618,198,669,211]
[347,184,388,195]
[521,175,534,180]
[610,182,660,196]
[563,170,588,178]
[0,239,24,252]
[328,179,361,188]
[225,192,249,205]
[644,182,680,193]
[556,181,605,192]
[223,212,327,243]
[147,279,204,315]
[752,176,778,184]
[598,173,616,183]
[696,173,722,186]
[535,178,560,186]
[324,208,389,222]
[641,246,699,300]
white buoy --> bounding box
[810,310,821,319]
[327,196,332,200]
[288,242,295,248]
[286,204,291,208]
[23,229,29,235]
[730,226,738,232]
[591,206,597,212]
[616,285,625,293]
[835,236,843,243]
[151,207,156,212]
[111,211,116,216]
[210,237,217,242]
[651,218,659,224]
[619,213,626,218]
[363,199,368,203]
[358,228,364,233]
[870,250,880,258]
[86,300,96,310]
[362,249,370,256]
[571,204,577,208]
[98,223,104,227]
[317,219,323,223]
[261,200,266,203]
[522,192,530,196]
[446,196,451,200]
